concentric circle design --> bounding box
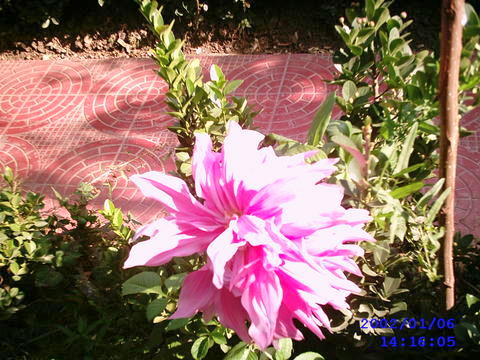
[227,57,334,140]
[38,139,175,222]
[0,136,40,179]
[85,64,172,134]
[0,63,91,134]
[455,150,480,235]
[461,107,479,153]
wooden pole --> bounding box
[439,0,464,311]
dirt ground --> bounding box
[0,0,443,60]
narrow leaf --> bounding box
[426,187,451,224]
[307,92,335,146]
[390,181,424,199]
[417,179,445,209]
[393,123,418,174]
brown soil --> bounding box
[0,0,443,60]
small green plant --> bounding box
[136,0,258,183]
[0,167,169,359]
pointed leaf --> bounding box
[191,336,212,360]
[417,179,445,209]
[342,80,357,101]
[146,298,168,321]
[426,188,451,224]
[393,123,418,174]
[390,181,424,199]
[122,271,163,296]
[307,92,335,146]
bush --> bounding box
[0,168,163,359]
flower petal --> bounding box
[171,267,216,319]
[207,222,245,289]
[131,172,218,225]
[123,218,217,268]
[241,267,283,350]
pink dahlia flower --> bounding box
[124,121,373,349]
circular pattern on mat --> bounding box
[455,150,480,234]
[461,107,480,153]
[85,64,172,134]
[39,138,174,222]
[227,57,333,140]
[0,63,91,134]
[0,136,40,179]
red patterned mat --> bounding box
[0,56,478,235]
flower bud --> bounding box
[400,11,407,19]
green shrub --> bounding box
[0,168,163,359]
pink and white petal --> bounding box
[192,132,215,200]
[241,269,283,350]
[274,305,304,341]
[171,267,216,319]
[207,224,245,289]
[131,172,216,221]
[216,288,251,343]
[132,218,172,242]
[124,222,218,268]
[304,225,373,255]
[223,121,267,191]
[337,208,372,225]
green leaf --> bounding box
[383,277,402,297]
[417,179,445,209]
[393,123,418,174]
[164,272,187,292]
[224,342,251,360]
[35,267,64,287]
[293,352,325,360]
[210,64,225,82]
[112,209,123,228]
[274,338,292,360]
[426,187,451,224]
[390,301,408,315]
[122,271,163,296]
[365,0,375,19]
[392,163,424,177]
[146,298,168,321]
[390,181,424,199]
[466,294,480,308]
[331,133,366,171]
[211,327,228,345]
[3,166,14,184]
[24,241,37,254]
[191,336,212,360]
[307,92,335,146]
[342,80,357,101]
[374,7,390,30]
[224,80,244,95]
[9,261,20,275]
[103,199,115,215]
[165,317,190,331]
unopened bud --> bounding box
[339,16,345,24]
[400,11,407,19]
[369,21,375,27]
